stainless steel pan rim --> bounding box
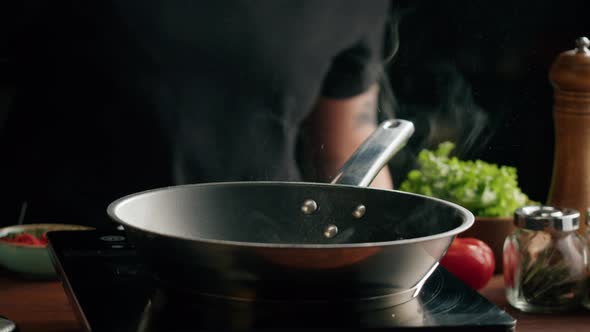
[107,181,474,249]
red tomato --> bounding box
[502,241,519,288]
[440,237,495,290]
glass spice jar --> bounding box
[504,206,588,313]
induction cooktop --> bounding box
[47,230,516,331]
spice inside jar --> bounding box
[504,206,588,313]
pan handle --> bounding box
[331,119,414,187]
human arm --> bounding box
[298,1,394,189]
[301,83,393,190]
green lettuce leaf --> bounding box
[399,142,531,217]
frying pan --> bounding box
[107,119,474,310]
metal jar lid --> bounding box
[514,206,580,231]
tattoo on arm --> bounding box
[355,99,378,128]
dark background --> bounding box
[385,0,589,203]
[1,0,589,224]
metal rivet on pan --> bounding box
[324,225,338,238]
[352,204,366,219]
[301,199,318,215]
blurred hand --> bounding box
[301,84,393,190]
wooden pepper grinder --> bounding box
[547,37,590,234]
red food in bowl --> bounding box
[0,232,48,247]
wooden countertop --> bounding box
[0,271,81,332]
[478,276,590,332]
[1,271,589,332]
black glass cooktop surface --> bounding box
[47,230,516,331]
